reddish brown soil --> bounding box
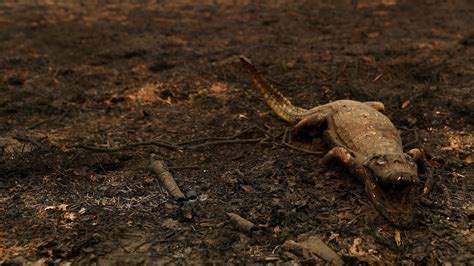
[0,1,473,264]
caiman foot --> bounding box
[322,147,416,227]
[364,101,385,113]
[407,148,434,195]
[320,147,356,167]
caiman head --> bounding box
[363,153,419,226]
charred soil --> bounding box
[0,1,473,264]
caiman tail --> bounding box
[240,56,309,124]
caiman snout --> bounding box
[381,172,419,191]
[364,171,417,227]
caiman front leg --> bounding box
[319,146,368,185]
[320,146,357,167]
[407,148,434,195]
[320,146,389,218]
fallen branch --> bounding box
[227,212,255,232]
[177,127,255,146]
[186,138,263,150]
[149,154,186,201]
[13,135,45,148]
[281,127,290,143]
[402,127,419,149]
[168,165,200,171]
[276,142,323,156]
[28,113,66,130]
[73,140,178,152]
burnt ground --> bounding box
[0,0,473,264]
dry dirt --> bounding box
[0,0,473,264]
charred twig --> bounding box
[177,127,254,146]
[14,135,45,148]
[149,154,186,201]
[28,113,66,130]
[227,212,255,232]
[277,142,323,156]
[168,165,200,171]
[73,140,178,152]
[267,77,287,87]
[332,59,348,82]
[254,125,275,138]
[281,127,290,143]
[72,126,263,153]
[403,127,420,148]
[186,138,263,150]
[419,195,441,208]
[274,126,322,155]
[268,129,283,142]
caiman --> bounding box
[240,56,432,226]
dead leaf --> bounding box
[210,82,229,94]
[57,204,68,211]
[327,232,340,243]
[463,156,474,164]
[132,63,150,75]
[162,218,180,230]
[429,156,446,168]
[44,204,68,211]
[466,206,474,217]
[273,225,282,234]
[395,230,401,246]
[143,175,154,183]
[367,32,380,38]
[285,60,296,69]
[63,212,77,221]
[416,42,435,49]
[282,236,343,265]
[182,209,193,220]
[373,73,383,82]
[349,238,382,263]
[401,100,411,109]
[350,238,363,255]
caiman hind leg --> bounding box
[363,101,385,112]
[407,148,434,195]
[291,110,328,137]
[319,145,367,183]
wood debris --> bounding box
[149,154,186,200]
[227,212,255,232]
[282,236,343,265]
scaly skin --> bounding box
[240,56,428,226]
[239,56,310,123]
